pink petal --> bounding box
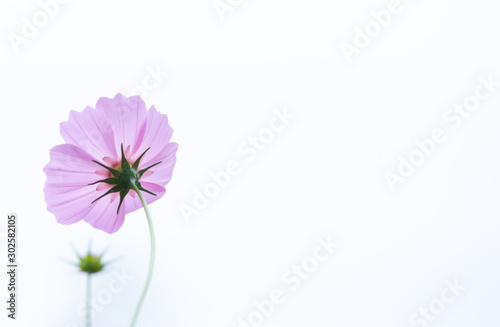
[141,142,178,186]
[60,106,117,162]
[96,94,148,158]
[123,182,167,215]
[83,196,125,234]
[132,106,173,165]
[44,144,100,188]
[85,183,165,234]
[43,144,103,224]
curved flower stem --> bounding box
[86,273,92,327]
[130,184,156,327]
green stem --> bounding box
[86,273,92,327]
[130,184,156,327]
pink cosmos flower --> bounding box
[43,94,178,234]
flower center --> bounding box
[89,144,162,213]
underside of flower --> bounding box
[90,144,162,214]
[78,253,106,274]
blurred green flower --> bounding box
[78,253,105,274]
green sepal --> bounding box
[137,182,157,197]
[91,185,121,204]
[138,161,162,178]
[120,144,131,170]
[132,147,151,171]
[89,143,161,210]
[92,160,122,178]
[117,189,129,214]
[88,178,119,186]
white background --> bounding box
[1,0,500,326]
